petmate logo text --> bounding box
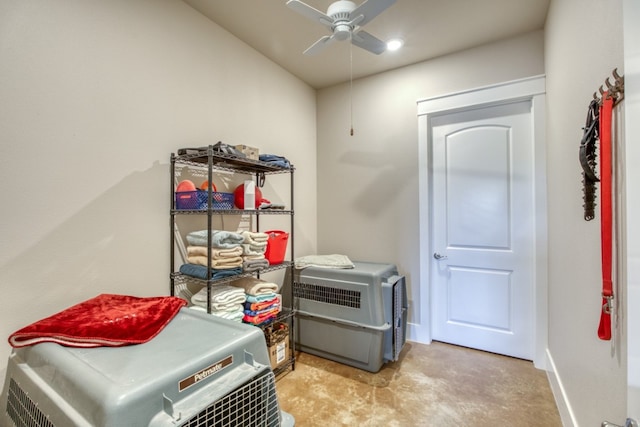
[179,355,233,392]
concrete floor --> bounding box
[275,341,562,427]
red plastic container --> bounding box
[264,230,289,265]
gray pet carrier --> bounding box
[0,308,295,427]
[292,261,408,372]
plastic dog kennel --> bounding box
[292,261,408,373]
[0,308,294,427]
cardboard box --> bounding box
[268,336,290,370]
[265,322,289,370]
[235,144,259,160]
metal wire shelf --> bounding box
[174,147,294,175]
[171,208,294,216]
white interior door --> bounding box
[430,100,535,360]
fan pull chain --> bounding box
[350,40,354,136]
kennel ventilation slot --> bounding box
[293,282,361,308]
[6,378,54,427]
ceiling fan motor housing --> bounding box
[328,0,357,40]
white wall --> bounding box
[544,0,626,425]
[0,1,631,424]
[315,30,544,330]
[317,5,630,422]
[624,0,640,420]
[0,0,317,385]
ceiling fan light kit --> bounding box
[286,0,397,55]
[386,38,403,51]
[327,0,358,21]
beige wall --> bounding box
[545,0,626,425]
[316,30,544,328]
[0,0,317,384]
[315,0,627,425]
[0,1,630,424]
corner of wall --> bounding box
[546,349,578,427]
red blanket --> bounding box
[8,294,187,348]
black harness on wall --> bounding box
[579,98,600,221]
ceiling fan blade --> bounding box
[349,0,397,27]
[351,30,386,55]
[304,35,336,55]
[286,0,333,27]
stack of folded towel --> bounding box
[180,230,245,279]
[294,254,355,270]
[239,230,270,272]
[259,154,291,169]
[229,276,281,325]
[244,294,281,324]
[190,285,246,322]
[186,245,243,269]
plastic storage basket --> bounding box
[264,230,289,265]
[175,191,234,210]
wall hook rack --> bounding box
[593,68,625,106]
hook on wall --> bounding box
[594,68,625,106]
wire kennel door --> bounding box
[6,372,281,427]
[179,371,280,427]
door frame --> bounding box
[415,75,548,368]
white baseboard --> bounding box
[545,348,578,427]
[407,322,431,344]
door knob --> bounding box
[433,252,448,260]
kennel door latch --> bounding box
[163,394,182,421]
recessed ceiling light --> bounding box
[386,38,404,51]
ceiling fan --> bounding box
[286,0,397,55]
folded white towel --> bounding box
[192,301,244,313]
[186,230,244,248]
[210,310,244,322]
[187,246,244,258]
[188,305,244,322]
[294,254,355,270]
[240,230,269,244]
[187,256,243,269]
[230,276,279,296]
[191,299,244,312]
[191,285,246,305]
[242,243,267,256]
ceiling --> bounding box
[183,0,550,89]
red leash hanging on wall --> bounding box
[581,69,624,341]
[598,94,614,341]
